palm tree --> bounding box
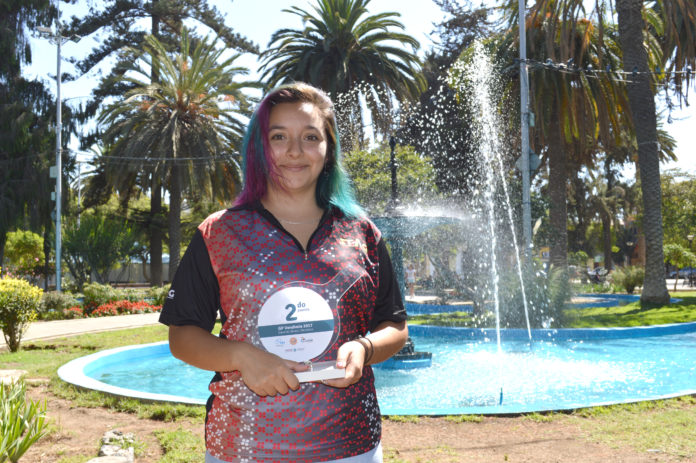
[66,0,258,286]
[99,28,259,277]
[587,171,625,271]
[615,0,670,304]
[658,0,696,103]
[501,0,628,274]
[258,0,425,148]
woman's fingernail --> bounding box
[336,361,345,368]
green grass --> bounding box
[523,411,559,423]
[383,447,409,463]
[443,414,483,423]
[55,455,92,463]
[573,396,696,457]
[154,428,205,463]
[565,292,696,328]
[384,415,421,423]
[1,325,170,377]
[1,323,212,421]
[407,311,476,327]
[49,376,205,421]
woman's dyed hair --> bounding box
[234,82,364,218]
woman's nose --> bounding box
[286,136,302,157]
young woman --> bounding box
[159,83,408,462]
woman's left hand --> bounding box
[320,340,366,388]
[320,321,408,389]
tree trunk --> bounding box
[150,176,163,286]
[0,230,5,275]
[547,107,568,273]
[616,0,669,305]
[601,212,613,271]
[168,163,181,281]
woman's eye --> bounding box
[305,134,319,141]
[270,133,285,140]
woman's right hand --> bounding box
[234,342,308,397]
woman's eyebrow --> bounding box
[269,124,321,131]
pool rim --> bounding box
[57,321,696,413]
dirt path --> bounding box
[23,383,683,463]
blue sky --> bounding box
[25,0,695,174]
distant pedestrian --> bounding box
[405,264,416,298]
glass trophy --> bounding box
[256,266,365,382]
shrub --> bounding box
[147,285,169,306]
[0,379,49,461]
[82,282,118,314]
[63,306,84,319]
[610,266,645,294]
[0,277,42,352]
[118,287,148,302]
[39,291,80,319]
[4,230,44,282]
[498,262,572,329]
[573,281,613,294]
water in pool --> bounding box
[88,332,696,414]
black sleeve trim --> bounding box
[370,237,407,332]
[159,229,220,332]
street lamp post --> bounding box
[37,6,80,292]
[389,135,397,209]
[387,135,405,297]
[518,0,532,260]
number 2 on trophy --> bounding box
[285,303,297,321]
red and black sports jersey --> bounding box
[160,201,405,462]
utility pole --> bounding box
[518,0,532,260]
[37,2,80,292]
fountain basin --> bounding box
[58,321,696,415]
[375,352,432,370]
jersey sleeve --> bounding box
[370,237,407,332]
[159,229,220,332]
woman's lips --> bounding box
[282,165,307,171]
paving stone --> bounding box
[0,369,27,385]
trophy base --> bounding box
[295,361,346,382]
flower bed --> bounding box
[64,300,161,319]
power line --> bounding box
[87,155,240,166]
[517,57,694,80]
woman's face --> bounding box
[267,101,328,195]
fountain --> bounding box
[371,136,435,369]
